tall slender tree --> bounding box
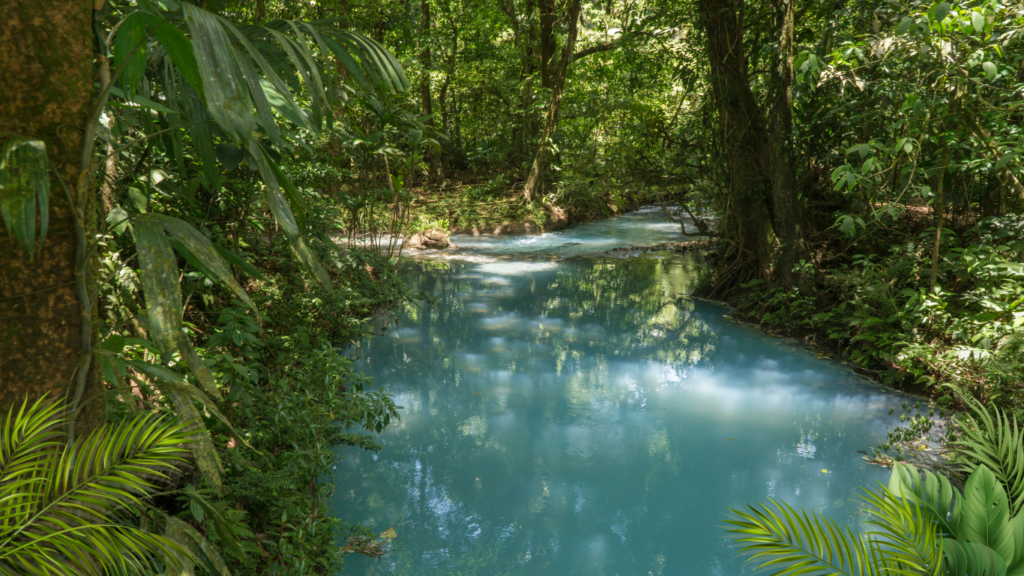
[522,0,582,202]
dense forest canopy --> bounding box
[1,0,1022,573]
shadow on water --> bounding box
[331,221,916,576]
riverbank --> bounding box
[694,211,1024,466]
[405,172,662,238]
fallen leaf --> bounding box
[821,469,829,473]
[726,438,735,441]
[473,392,481,396]
[380,527,397,539]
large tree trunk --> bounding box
[522,0,582,203]
[0,0,103,430]
[768,0,815,293]
[698,0,774,296]
[420,0,442,182]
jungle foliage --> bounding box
[2,0,1024,571]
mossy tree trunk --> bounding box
[0,0,103,431]
[698,0,774,296]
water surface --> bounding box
[331,210,910,575]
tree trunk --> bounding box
[698,0,774,296]
[438,22,458,136]
[768,0,814,293]
[540,0,556,90]
[0,0,103,430]
[523,0,581,202]
[420,0,442,182]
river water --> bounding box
[331,207,911,575]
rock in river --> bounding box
[405,228,455,250]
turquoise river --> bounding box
[330,207,914,575]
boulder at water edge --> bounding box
[406,228,455,250]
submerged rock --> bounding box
[406,228,455,250]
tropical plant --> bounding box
[725,483,945,575]
[2,0,412,484]
[946,390,1024,516]
[0,394,198,576]
[726,458,1024,576]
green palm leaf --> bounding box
[948,390,1024,517]
[0,395,193,576]
[888,462,962,535]
[725,498,880,576]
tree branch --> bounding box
[572,41,619,62]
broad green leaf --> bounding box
[134,214,184,361]
[183,3,255,144]
[318,33,371,87]
[0,137,49,260]
[163,386,223,492]
[171,514,232,576]
[248,140,298,237]
[146,14,205,100]
[944,539,1008,576]
[898,17,915,34]
[182,83,221,193]
[888,462,962,534]
[162,517,198,576]
[263,27,326,128]
[231,45,288,151]
[984,62,998,82]
[266,149,308,230]
[259,77,311,128]
[1010,510,1024,570]
[935,2,951,24]
[216,19,312,130]
[972,11,986,33]
[289,236,331,286]
[151,213,254,308]
[180,338,220,399]
[128,360,187,383]
[961,465,1015,563]
[114,12,148,98]
[996,152,1016,171]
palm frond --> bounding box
[725,498,880,576]
[947,388,1024,516]
[862,486,944,575]
[0,396,193,576]
[888,462,962,535]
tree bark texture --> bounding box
[768,0,814,293]
[420,0,442,181]
[0,0,102,428]
[523,0,581,202]
[698,0,774,295]
[540,0,556,89]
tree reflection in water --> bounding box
[332,253,912,575]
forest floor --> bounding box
[406,171,657,236]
